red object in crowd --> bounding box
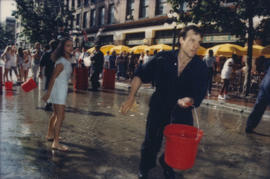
[102,69,116,89]
[21,78,37,92]
[164,124,203,170]
[5,81,13,91]
[74,67,88,90]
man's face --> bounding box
[179,30,202,59]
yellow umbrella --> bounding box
[146,44,172,54]
[206,43,245,57]
[87,47,95,54]
[129,45,149,54]
[261,45,270,58]
[197,46,206,56]
[243,44,264,57]
[100,45,115,54]
[110,45,129,54]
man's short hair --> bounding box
[179,25,203,40]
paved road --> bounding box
[0,83,270,179]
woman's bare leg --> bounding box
[46,107,57,140]
[52,104,68,151]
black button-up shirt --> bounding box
[135,50,208,123]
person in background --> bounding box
[22,50,32,82]
[39,39,59,111]
[116,52,126,80]
[120,25,208,179]
[246,63,270,133]
[17,47,24,82]
[128,52,137,80]
[32,42,42,82]
[90,45,104,91]
[144,50,150,64]
[9,45,19,81]
[139,52,145,64]
[203,49,216,96]
[73,48,81,67]
[218,54,237,100]
[109,51,117,70]
[1,46,12,82]
[104,51,110,69]
[78,46,88,67]
[42,38,74,151]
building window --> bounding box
[77,0,81,8]
[108,4,115,24]
[139,0,149,18]
[126,0,135,20]
[99,7,105,25]
[84,0,89,6]
[76,13,80,26]
[90,9,96,27]
[83,12,88,28]
[72,0,75,8]
[155,0,166,15]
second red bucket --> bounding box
[5,81,13,90]
[164,124,203,170]
[21,78,37,92]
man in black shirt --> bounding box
[121,25,208,179]
[39,39,58,111]
[90,45,104,91]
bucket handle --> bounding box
[170,104,201,138]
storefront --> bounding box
[125,32,145,46]
[154,29,180,45]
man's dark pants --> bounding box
[91,70,101,90]
[246,90,269,131]
[139,105,193,173]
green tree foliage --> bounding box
[0,24,14,50]
[13,0,74,45]
[168,0,270,96]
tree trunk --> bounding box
[242,15,254,96]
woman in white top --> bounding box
[218,54,237,99]
[9,46,19,81]
[42,38,74,151]
[1,45,12,82]
[22,50,32,82]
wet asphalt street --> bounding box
[1,82,270,179]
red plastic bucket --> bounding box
[164,124,203,170]
[5,81,13,90]
[21,78,37,92]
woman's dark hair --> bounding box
[51,38,72,62]
[18,47,24,58]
